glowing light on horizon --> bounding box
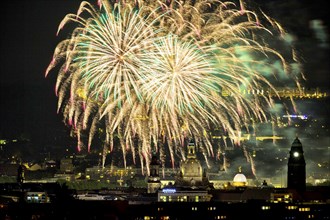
[283,114,308,120]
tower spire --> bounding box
[287,137,306,191]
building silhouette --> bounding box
[147,154,161,193]
[17,164,25,184]
[287,137,306,192]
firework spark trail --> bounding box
[242,143,257,177]
[242,145,250,163]
[46,2,163,172]
[250,153,257,178]
[46,0,304,174]
[222,153,229,172]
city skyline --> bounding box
[0,0,329,179]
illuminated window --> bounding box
[261,206,271,210]
[192,207,197,211]
[144,217,156,220]
[286,206,297,210]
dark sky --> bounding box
[0,0,84,141]
[0,0,329,144]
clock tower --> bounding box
[287,137,306,191]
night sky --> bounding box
[1,0,329,147]
[0,0,85,141]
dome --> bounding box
[181,158,203,180]
[177,141,203,185]
[232,171,247,187]
[233,173,247,183]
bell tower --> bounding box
[147,154,161,193]
[287,137,306,191]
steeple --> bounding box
[147,154,161,193]
[287,137,306,191]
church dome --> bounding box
[181,157,203,179]
[177,142,203,185]
[233,173,247,183]
[232,168,247,187]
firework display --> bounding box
[46,0,303,174]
